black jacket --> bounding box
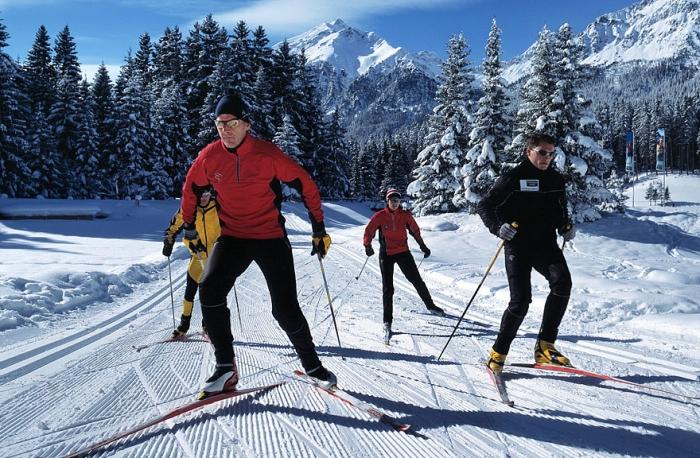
[477,159,569,246]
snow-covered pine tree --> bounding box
[360,140,380,200]
[273,113,304,200]
[183,15,228,149]
[504,26,556,166]
[197,21,256,149]
[601,168,628,213]
[24,25,56,117]
[250,64,275,140]
[552,23,614,222]
[0,19,32,197]
[294,49,325,176]
[315,110,350,199]
[91,64,115,186]
[381,139,410,196]
[134,33,154,89]
[112,63,151,199]
[73,79,102,198]
[407,33,473,215]
[373,136,392,199]
[458,19,510,213]
[152,26,191,197]
[153,27,184,85]
[48,25,83,197]
[273,113,304,164]
[151,84,190,197]
[270,41,305,136]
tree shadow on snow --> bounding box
[582,212,700,253]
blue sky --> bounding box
[1,0,635,79]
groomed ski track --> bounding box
[1,204,699,457]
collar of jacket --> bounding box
[221,134,250,155]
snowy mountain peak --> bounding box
[503,0,700,83]
[581,0,700,67]
[286,19,403,77]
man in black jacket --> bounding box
[477,133,576,373]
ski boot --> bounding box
[535,340,571,366]
[171,314,191,339]
[197,360,239,400]
[486,348,507,374]
[306,365,337,390]
[426,304,445,317]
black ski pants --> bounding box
[379,250,435,324]
[493,242,572,355]
[198,236,322,371]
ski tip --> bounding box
[395,423,412,432]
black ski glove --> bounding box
[162,236,175,257]
[418,242,431,258]
[183,222,205,253]
[365,245,374,257]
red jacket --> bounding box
[363,207,424,256]
[181,136,324,239]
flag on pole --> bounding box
[625,130,635,173]
[655,128,666,172]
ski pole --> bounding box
[318,253,342,350]
[437,222,517,361]
[417,257,424,269]
[233,282,243,332]
[355,256,370,280]
[167,256,176,329]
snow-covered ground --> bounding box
[0,173,698,457]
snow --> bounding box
[1,175,699,456]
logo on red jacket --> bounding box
[214,171,224,182]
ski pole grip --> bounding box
[510,221,518,229]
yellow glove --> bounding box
[311,233,332,258]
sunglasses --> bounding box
[532,148,556,158]
[214,118,240,129]
[387,197,400,203]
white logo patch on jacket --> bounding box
[519,179,540,192]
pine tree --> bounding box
[273,113,304,200]
[250,64,275,140]
[49,25,82,197]
[151,84,190,197]
[183,15,228,149]
[408,34,474,215]
[153,26,184,86]
[0,19,32,197]
[552,23,614,222]
[112,63,151,199]
[134,32,154,89]
[459,19,510,213]
[505,26,556,165]
[73,79,102,197]
[315,110,350,198]
[24,25,56,116]
[381,139,410,195]
[91,64,114,177]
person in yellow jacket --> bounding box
[162,186,220,338]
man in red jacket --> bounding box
[181,94,336,399]
[363,188,444,342]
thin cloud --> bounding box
[210,0,473,36]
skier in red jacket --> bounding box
[181,94,335,398]
[363,188,444,343]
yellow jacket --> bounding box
[164,200,220,257]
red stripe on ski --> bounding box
[510,363,699,401]
[62,381,285,458]
[485,366,515,407]
[293,370,411,432]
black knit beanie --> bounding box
[214,94,247,120]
